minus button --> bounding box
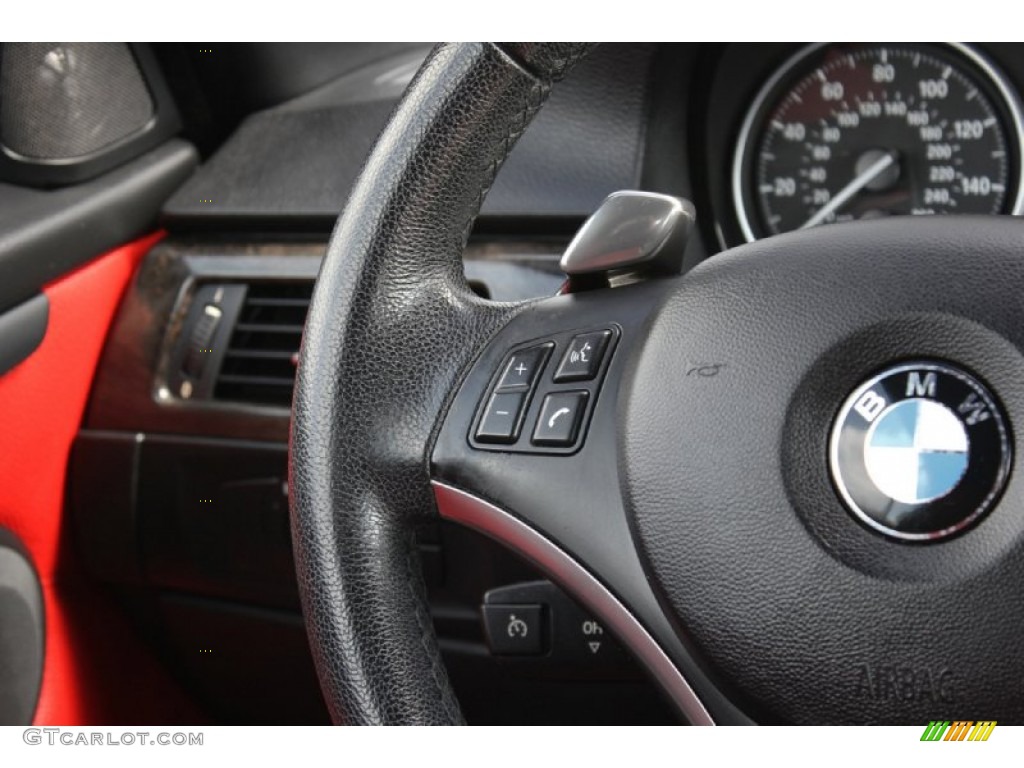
[475,391,528,444]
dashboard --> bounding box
[61,42,1024,725]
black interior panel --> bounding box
[71,431,141,584]
[137,436,295,609]
[0,138,197,313]
[0,293,47,377]
[162,44,656,228]
[153,593,329,725]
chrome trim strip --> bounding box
[731,42,1024,244]
[432,480,715,725]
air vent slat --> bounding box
[225,348,296,361]
[217,374,295,387]
[234,323,305,334]
[243,297,311,308]
[213,280,313,407]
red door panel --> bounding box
[0,232,203,725]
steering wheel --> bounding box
[290,42,1024,725]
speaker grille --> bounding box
[1,43,154,160]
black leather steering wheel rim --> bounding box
[289,43,591,725]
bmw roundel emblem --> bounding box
[829,362,1012,542]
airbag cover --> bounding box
[623,217,1024,723]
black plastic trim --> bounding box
[0,293,47,376]
[161,45,654,230]
[70,430,143,585]
[0,138,197,314]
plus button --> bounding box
[494,343,553,393]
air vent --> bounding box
[214,281,313,407]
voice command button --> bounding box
[553,330,611,382]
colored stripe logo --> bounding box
[920,720,996,741]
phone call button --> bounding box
[532,391,589,447]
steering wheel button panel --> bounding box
[533,391,588,446]
[468,327,619,455]
[475,391,528,444]
[496,343,553,392]
[554,330,612,382]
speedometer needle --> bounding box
[800,151,898,230]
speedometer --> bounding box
[732,43,1024,241]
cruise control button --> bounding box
[532,391,588,446]
[554,330,612,382]
[482,604,544,655]
[496,343,552,392]
[475,391,527,443]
